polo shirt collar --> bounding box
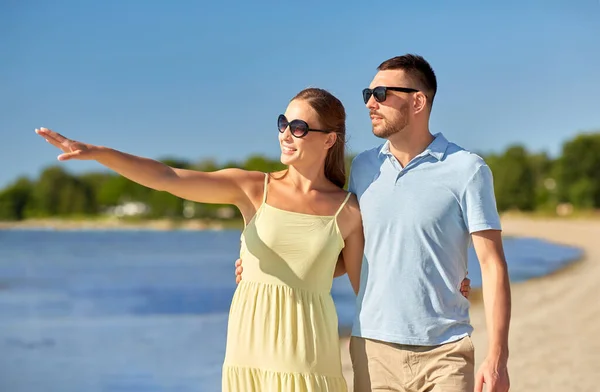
[378,132,449,161]
[426,133,449,161]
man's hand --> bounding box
[475,356,510,392]
[460,277,471,298]
[235,258,243,284]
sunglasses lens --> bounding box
[289,120,308,138]
[277,115,287,133]
[278,115,309,137]
[373,87,386,103]
[362,89,372,104]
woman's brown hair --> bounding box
[291,88,347,188]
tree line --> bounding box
[1,132,599,221]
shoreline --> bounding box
[340,217,600,391]
[0,217,243,231]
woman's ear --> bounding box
[325,133,337,149]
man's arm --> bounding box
[333,247,473,298]
[340,216,365,295]
[472,229,511,392]
[333,254,347,278]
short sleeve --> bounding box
[460,164,502,233]
[348,161,357,194]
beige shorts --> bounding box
[350,335,475,392]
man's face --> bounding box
[365,70,416,139]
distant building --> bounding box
[216,206,235,219]
[105,202,149,217]
[183,201,196,218]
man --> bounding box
[237,54,511,392]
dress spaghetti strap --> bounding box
[334,192,352,217]
[262,173,269,203]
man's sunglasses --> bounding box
[362,86,419,104]
[278,114,330,138]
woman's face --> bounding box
[278,99,335,167]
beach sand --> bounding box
[339,217,600,391]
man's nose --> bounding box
[366,95,379,110]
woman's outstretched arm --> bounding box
[36,127,254,205]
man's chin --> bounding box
[372,126,395,139]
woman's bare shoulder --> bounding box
[334,191,362,240]
[333,191,360,218]
[345,193,361,219]
[236,170,269,203]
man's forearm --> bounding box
[481,259,511,360]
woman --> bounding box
[36,87,364,391]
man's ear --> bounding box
[414,92,428,114]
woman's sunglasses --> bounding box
[278,114,330,138]
[362,86,419,104]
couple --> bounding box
[36,54,511,392]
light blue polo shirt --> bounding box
[349,133,501,346]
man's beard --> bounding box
[371,104,410,139]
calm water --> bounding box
[0,229,582,392]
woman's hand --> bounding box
[36,127,100,161]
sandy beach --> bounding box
[339,217,600,391]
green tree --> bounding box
[146,191,185,218]
[556,132,600,208]
[25,166,94,217]
[567,178,596,209]
[0,177,34,220]
[193,158,220,172]
[528,152,557,210]
[78,172,117,214]
[158,157,192,170]
[486,145,536,211]
[96,175,150,208]
[242,155,285,172]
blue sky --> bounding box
[1,0,599,188]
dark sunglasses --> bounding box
[277,114,330,138]
[362,86,419,104]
